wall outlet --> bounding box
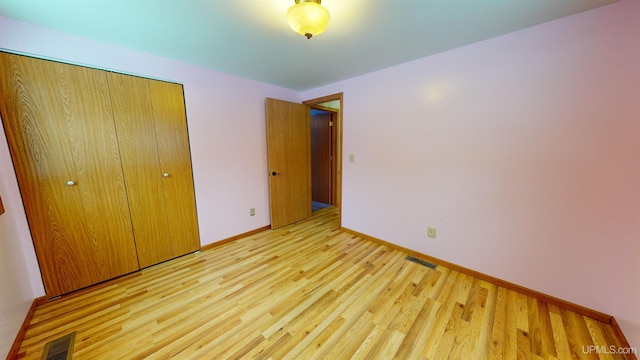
[250,208,255,216]
[427,227,436,239]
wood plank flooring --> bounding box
[16,208,633,359]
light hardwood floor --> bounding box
[16,208,633,359]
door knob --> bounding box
[66,180,76,186]
[163,173,169,178]
[271,171,280,176]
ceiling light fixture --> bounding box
[286,0,330,39]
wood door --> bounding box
[109,73,199,267]
[148,79,200,256]
[311,111,332,205]
[265,98,311,229]
[0,53,139,297]
[107,72,174,268]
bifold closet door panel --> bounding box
[0,53,139,297]
[148,80,200,255]
[107,72,174,268]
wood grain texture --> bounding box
[341,226,614,325]
[15,208,633,360]
[147,79,200,256]
[0,52,139,297]
[103,72,200,268]
[6,297,47,360]
[611,317,638,359]
[265,98,311,229]
[200,225,271,252]
[108,71,173,268]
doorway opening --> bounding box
[304,93,343,226]
[310,108,334,212]
[264,94,342,229]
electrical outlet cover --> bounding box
[427,227,436,238]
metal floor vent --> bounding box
[405,256,437,269]
[41,331,76,360]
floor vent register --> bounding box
[405,255,437,269]
[41,331,76,360]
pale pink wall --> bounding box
[0,16,300,357]
[303,0,639,347]
[0,161,40,357]
[1,0,638,352]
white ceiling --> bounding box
[0,0,618,90]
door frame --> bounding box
[303,93,343,228]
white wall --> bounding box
[303,0,639,347]
[0,16,300,357]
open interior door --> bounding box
[265,98,311,229]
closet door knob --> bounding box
[163,173,169,178]
[66,180,76,186]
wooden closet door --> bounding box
[148,80,200,256]
[108,74,200,266]
[0,53,139,297]
[107,72,174,268]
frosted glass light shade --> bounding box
[287,0,330,39]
